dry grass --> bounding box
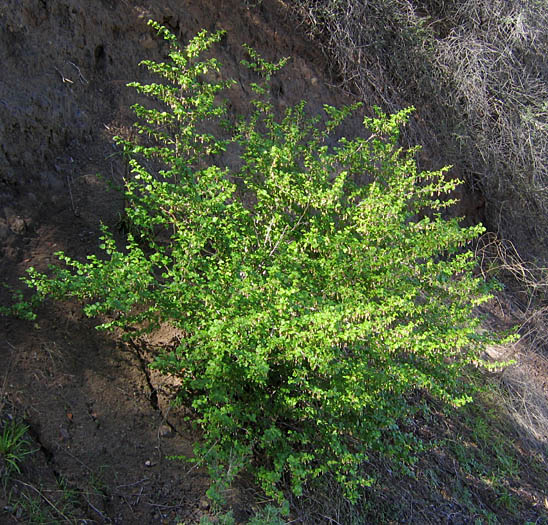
[475,232,548,451]
[286,0,548,261]
[499,351,548,446]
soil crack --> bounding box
[128,339,160,411]
[126,339,181,441]
[25,421,55,466]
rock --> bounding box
[9,216,26,234]
[3,207,26,234]
[158,424,174,438]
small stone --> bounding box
[8,215,26,234]
[199,497,210,510]
[158,424,174,438]
[3,207,26,235]
[145,460,153,467]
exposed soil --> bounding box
[1,1,546,524]
[0,1,360,522]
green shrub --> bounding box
[22,21,496,503]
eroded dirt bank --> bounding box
[0,1,357,522]
[4,1,542,523]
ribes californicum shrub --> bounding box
[22,21,497,503]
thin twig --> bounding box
[122,495,136,516]
[268,202,310,258]
[116,477,150,489]
[63,449,93,473]
[16,480,73,522]
[68,61,88,84]
[86,499,108,521]
[145,502,185,509]
[134,485,144,506]
[54,67,73,84]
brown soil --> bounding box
[2,1,545,524]
[0,1,359,522]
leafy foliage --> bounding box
[22,21,495,503]
[0,420,32,477]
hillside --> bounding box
[1,1,547,524]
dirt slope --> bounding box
[0,1,357,522]
[4,1,546,524]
